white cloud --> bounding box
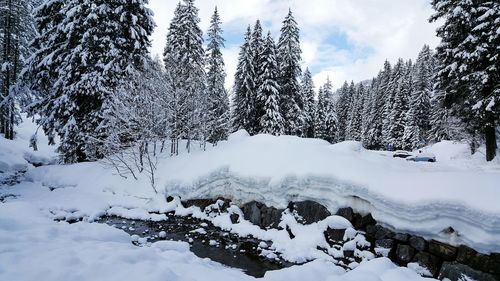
[148,0,441,90]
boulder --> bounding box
[325,228,346,245]
[393,233,410,243]
[335,207,354,222]
[469,253,500,277]
[412,252,441,277]
[261,206,283,228]
[375,239,395,250]
[230,213,239,224]
[374,225,394,240]
[182,198,218,211]
[439,262,497,281]
[456,245,477,264]
[242,201,262,226]
[396,244,415,265]
[409,236,428,252]
[429,240,457,261]
[289,201,331,224]
[354,213,376,230]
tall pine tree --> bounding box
[164,0,205,153]
[315,78,337,143]
[24,0,155,162]
[430,0,499,161]
[300,68,316,138]
[258,32,284,135]
[277,9,302,136]
[231,26,255,134]
[205,7,229,145]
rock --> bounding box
[166,196,174,202]
[469,253,500,277]
[241,201,283,228]
[286,225,295,239]
[242,201,262,226]
[365,224,377,238]
[230,213,239,224]
[182,198,217,211]
[411,252,441,277]
[409,236,427,251]
[428,240,457,261]
[489,253,500,276]
[260,206,283,228]
[335,207,354,222]
[375,239,395,250]
[393,233,409,243]
[456,245,477,264]
[354,213,376,230]
[344,250,355,258]
[439,262,497,281]
[325,228,346,245]
[396,244,415,265]
[289,201,331,224]
[374,225,394,240]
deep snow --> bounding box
[1,117,499,280]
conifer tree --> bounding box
[277,9,302,135]
[346,83,365,141]
[431,0,499,161]
[248,20,265,134]
[335,81,354,141]
[300,68,316,138]
[24,0,155,162]
[164,0,205,153]
[205,7,229,145]
[231,26,255,134]
[258,32,284,136]
[364,61,391,149]
[0,0,39,139]
[315,78,337,142]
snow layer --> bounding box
[158,132,500,253]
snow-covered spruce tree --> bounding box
[231,26,255,134]
[300,68,316,138]
[364,61,391,149]
[205,7,229,146]
[315,78,337,143]
[430,0,499,161]
[361,78,377,145]
[21,0,66,147]
[163,0,205,154]
[24,0,155,163]
[277,9,303,136]
[249,20,265,135]
[428,89,467,143]
[410,45,435,143]
[382,58,405,147]
[0,0,38,140]
[335,81,353,142]
[346,83,365,141]
[258,32,284,136]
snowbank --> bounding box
[0,200,435,281]
[157,132,500,253]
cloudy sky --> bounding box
[148,0,441,90]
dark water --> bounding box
[99,214,294,278]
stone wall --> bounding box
[181,198,500,281]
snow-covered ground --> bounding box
[1,118,499,280]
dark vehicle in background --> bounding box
[393,150,412,158]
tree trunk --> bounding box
[485,113,497,161]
